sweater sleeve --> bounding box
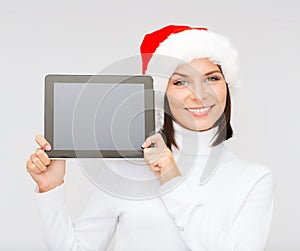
[159,170,274,251]
[35,183,118,251]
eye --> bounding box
[173,80,188,86]
[205,75,222,84]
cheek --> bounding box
[213,84,227,109]
[166,89,187,109]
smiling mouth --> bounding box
[185,105,214,115]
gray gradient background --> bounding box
[0,1,299,250]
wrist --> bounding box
[160,170,181,185]
[38,181,64,193]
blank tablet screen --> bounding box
[54,83,144,150]
[45,75,154,158]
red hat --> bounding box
[140,25,208,74]
[140,24,239,130]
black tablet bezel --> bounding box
[44,74,154,158]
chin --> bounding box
[179,121,213,132]
[197,126,213,132]
[173,112,218,131]
[192,119,214,131]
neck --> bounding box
[172,121,218,155]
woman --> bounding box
[26,25,273,251]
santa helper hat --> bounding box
[140,25,239,131]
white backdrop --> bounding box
[0,0,299,250]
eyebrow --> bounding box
[171,72,188,77]
[172,70,222,77]
[204,70,222,76]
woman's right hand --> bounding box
[26,135,66,193]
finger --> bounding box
[141,138,152,149]
[35,135,51,151]
[35,148,51,166]
[144,146,166,156]
[30,154,47,172]
[151,164,161,172]
[143,148,164,164]
[26,159,42,174]
[142,133,165,149]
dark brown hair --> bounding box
[160,66,233,150]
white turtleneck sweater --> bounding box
[35,123,273,251]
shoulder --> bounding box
[223,148,271,176]
[213,147,273,192]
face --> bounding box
[166,58,227,131]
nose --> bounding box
[188,82,207,101]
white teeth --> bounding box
[188,107,211,113]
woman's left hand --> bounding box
[142,133,181,185]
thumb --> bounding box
[142,133,166,150]
[35,134,51,151]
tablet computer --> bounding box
[44,74,154,158]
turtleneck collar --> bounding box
[171,121,218,156]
